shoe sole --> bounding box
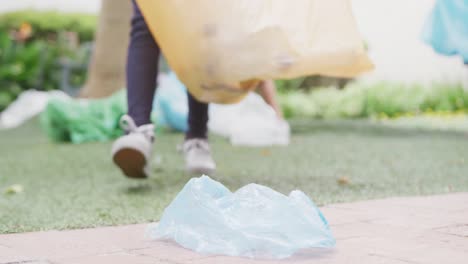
[113,148,148,179]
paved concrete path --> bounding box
[1,193,467,264]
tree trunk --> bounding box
[80,0,132,98]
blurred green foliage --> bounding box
[279,82,468,119]
[0,11,97,111]
[0,10,97,42]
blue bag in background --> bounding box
[422,0,468,64]
[153,72,189,132]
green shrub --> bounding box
[279,82,468,119]
[0,11,96,111]
[0,32,42,110]
[0,31,76,111]
[0,10,97,42]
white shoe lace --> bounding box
[184,139,211,154]
[120,115,155,141]
[120,115,138,133]
[183,138,216,173]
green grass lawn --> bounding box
[1,118,468,234]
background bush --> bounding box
[0,11,97,111]
[0,10,97,42]
[279,82,468,119]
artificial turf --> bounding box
[1,118,467,233]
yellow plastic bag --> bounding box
[137,0,373,104]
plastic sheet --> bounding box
[40,73,189,143]
[422,0,468,63]
[148,176,335,259]
[153,72,189,132]
[40,91,127,144]
[39,73,287,145]
[0,90,68,130]
[136,0,373,104]
[209,93,290,146]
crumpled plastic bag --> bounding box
[40,73,189,144]
[0,90,68,130]
[155,71,291,146]
[148,176,335,259]
[40,91,127,144]
[136,0,373,104]
[422,0,468,63]
[209,93,290,146]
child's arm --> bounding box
[257,80,283,119]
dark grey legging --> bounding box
[127,0,208,139]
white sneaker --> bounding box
[112,115,154,179]
[183,138,216,175]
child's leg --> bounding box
[258,80,283,119]
[183,92,216,174]
[186,92,209,140]
[128,0,209,136]
[112,1,160,179]
[120,0,214,176]
[127,0,160,126]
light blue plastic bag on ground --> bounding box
[422,0,468,63]
[148,176,335,259]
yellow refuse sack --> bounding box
[137,0,374,104]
